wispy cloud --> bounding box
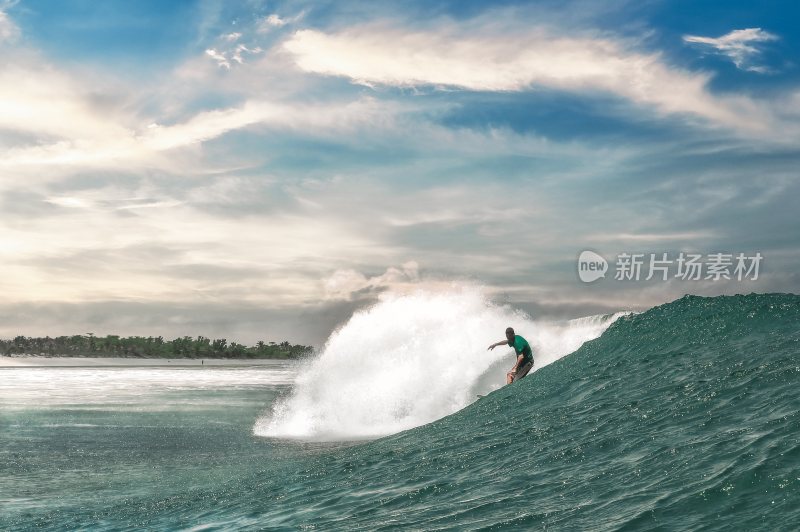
[205,42,262,69]
[283,24,769,133]
[586,231,717,243]
[263,14,287,28]
[205,48,231,69]
[257,11,306,33]
[0,53,402,175]
[0,6,19,43]
[683,28,779,73]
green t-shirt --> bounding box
[509,335,533,362]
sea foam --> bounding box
[254,286,626,440]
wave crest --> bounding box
[254,286,625,440]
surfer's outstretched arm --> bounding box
[487,340,507,350]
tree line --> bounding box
[0,334,313,359]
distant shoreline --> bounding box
[0,335,313,360]
[0,355,297,368]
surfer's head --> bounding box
[505,327,515,342]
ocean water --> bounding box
[2,291,799,530]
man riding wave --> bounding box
[488,327,534,384]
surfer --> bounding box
[488,327,534,384]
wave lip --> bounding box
[254,286,624,440]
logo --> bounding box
[578,250,608,283]
[575,250,762,284]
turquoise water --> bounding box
[2,293,799,530]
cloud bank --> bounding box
[0,2,798,346]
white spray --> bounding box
[254,286,626,441]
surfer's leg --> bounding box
[515,361,533,381]
[506,369,516,384]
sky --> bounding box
[1,0,799,346]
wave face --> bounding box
[255,287,625,439]
[240,293,800,530]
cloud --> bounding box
[205,48,231,69]
[0,61,135,142]
[257,11,306,33]
[0,91,402,174]
[324,261,421,300]
[0,7,19,43]
[142,97,400,149]
[232,44,262,65]
[0,189,384,306]
[587,231,717,242]
[283,25,771,133]
[683,28,779,73]
[264,14,287,28]
[205,42,262,69]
